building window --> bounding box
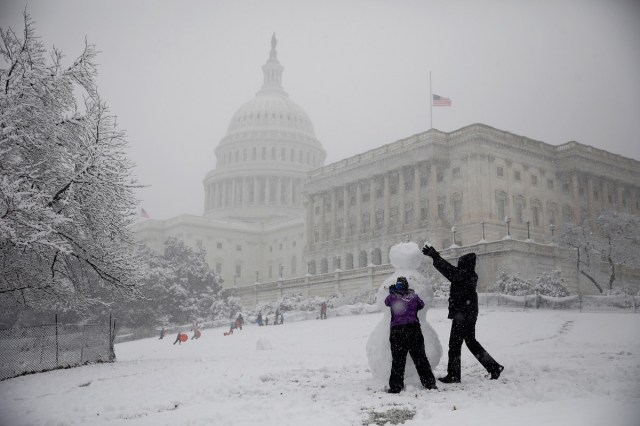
[452,195,462,222]
[497,167,504,178]
[532,205,540,226]
[531,175,538,185]
[437,172,444,183]
[216,262,222,274]
[196,239,203,249]
[235,264,241,278]
[514,171,521,181]
[452,167,461,179]
[496,191,508,221]
[547,179,554,190]
[236,245,242,251]
[438,202,446,221]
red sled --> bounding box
[179,333,188,342]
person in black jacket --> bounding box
[422,243,504,383]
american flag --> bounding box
[432,94,452,107]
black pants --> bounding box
[446,316,501,379]
[389,323,436,391]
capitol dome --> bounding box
[204,34,326,223]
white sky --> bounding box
[2,0,639,220]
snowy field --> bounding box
[1,308,639,426]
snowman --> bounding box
[366,241,442,386]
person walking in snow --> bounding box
[320,301,327,320]
[385,276,438,393]
[192,321,201,339]
[235,314,244,330]
[422,243,504,383]
[159,326,166,339]
[256,312,263,326]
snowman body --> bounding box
[365,242,443,386]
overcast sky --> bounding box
[2,0,639,220]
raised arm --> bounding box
[422,244,458,282]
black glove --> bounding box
[422,244,438,257]
[389,284,397,295]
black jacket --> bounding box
[431,252,479,320]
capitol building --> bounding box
[132,36,640,306]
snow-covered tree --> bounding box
[494,268,532,296]
[0,13,142,310]
[533,269,570,297]
[559,211,640,293]
[135,238,223,326]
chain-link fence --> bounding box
[0,315,116,381]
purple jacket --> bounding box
[385,290,424,327]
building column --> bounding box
[265,176,271,205]
[343,185,349,240]
[602,180,609,211]
[331,189,337,240]
[413,165,421,227]
[430,163,438,221]
[587,176,595,225]
[356,181,362,234]
[241,177,248,206]
[383,173,390,230]
[231,178,236,207]
[204,184,211,212]
[306,194,314,247]
[616,184,624,212]
[369,179,375,233]
[276,177,282,206]
[571,172,580,223]
[398,170,405,227]
[319,192,326,242]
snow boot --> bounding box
[489,365,504,380]
[437,375,461,384]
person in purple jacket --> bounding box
[385,276,438,393]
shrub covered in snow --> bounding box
[494,268,532,296]
[533,270,570,297]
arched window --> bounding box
[320,258,328,274]
[345,253,354,270]
[308,260,316,275]
[359,250,368,268]
[332,256,341,271]
[372,248,382,265]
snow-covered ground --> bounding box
[1,308,639,426]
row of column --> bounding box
[306,162,439,245]
[570,172,638,224]
[205,176,301,211]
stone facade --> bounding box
[132,37,640,300]
[303,124,640,278]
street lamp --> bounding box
[451,226,457,246]
[526,220,531,240]
[480,220,485,240]
[505,216,511,237]
[255,271,259,283]
[279,265,284,279]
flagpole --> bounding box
[429,71,433,129]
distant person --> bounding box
[385,276,437,393]
[274,308,280,324]
[235,314,244,330]
[173,332,188,345]
[159,326,166,339]
[279,313,284,325]
[320,302,327,320]
[422,243,504,383]
[265,317,269,326]
[225,322,235,336]
[256,312,263,326]
[192,321,201,340]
